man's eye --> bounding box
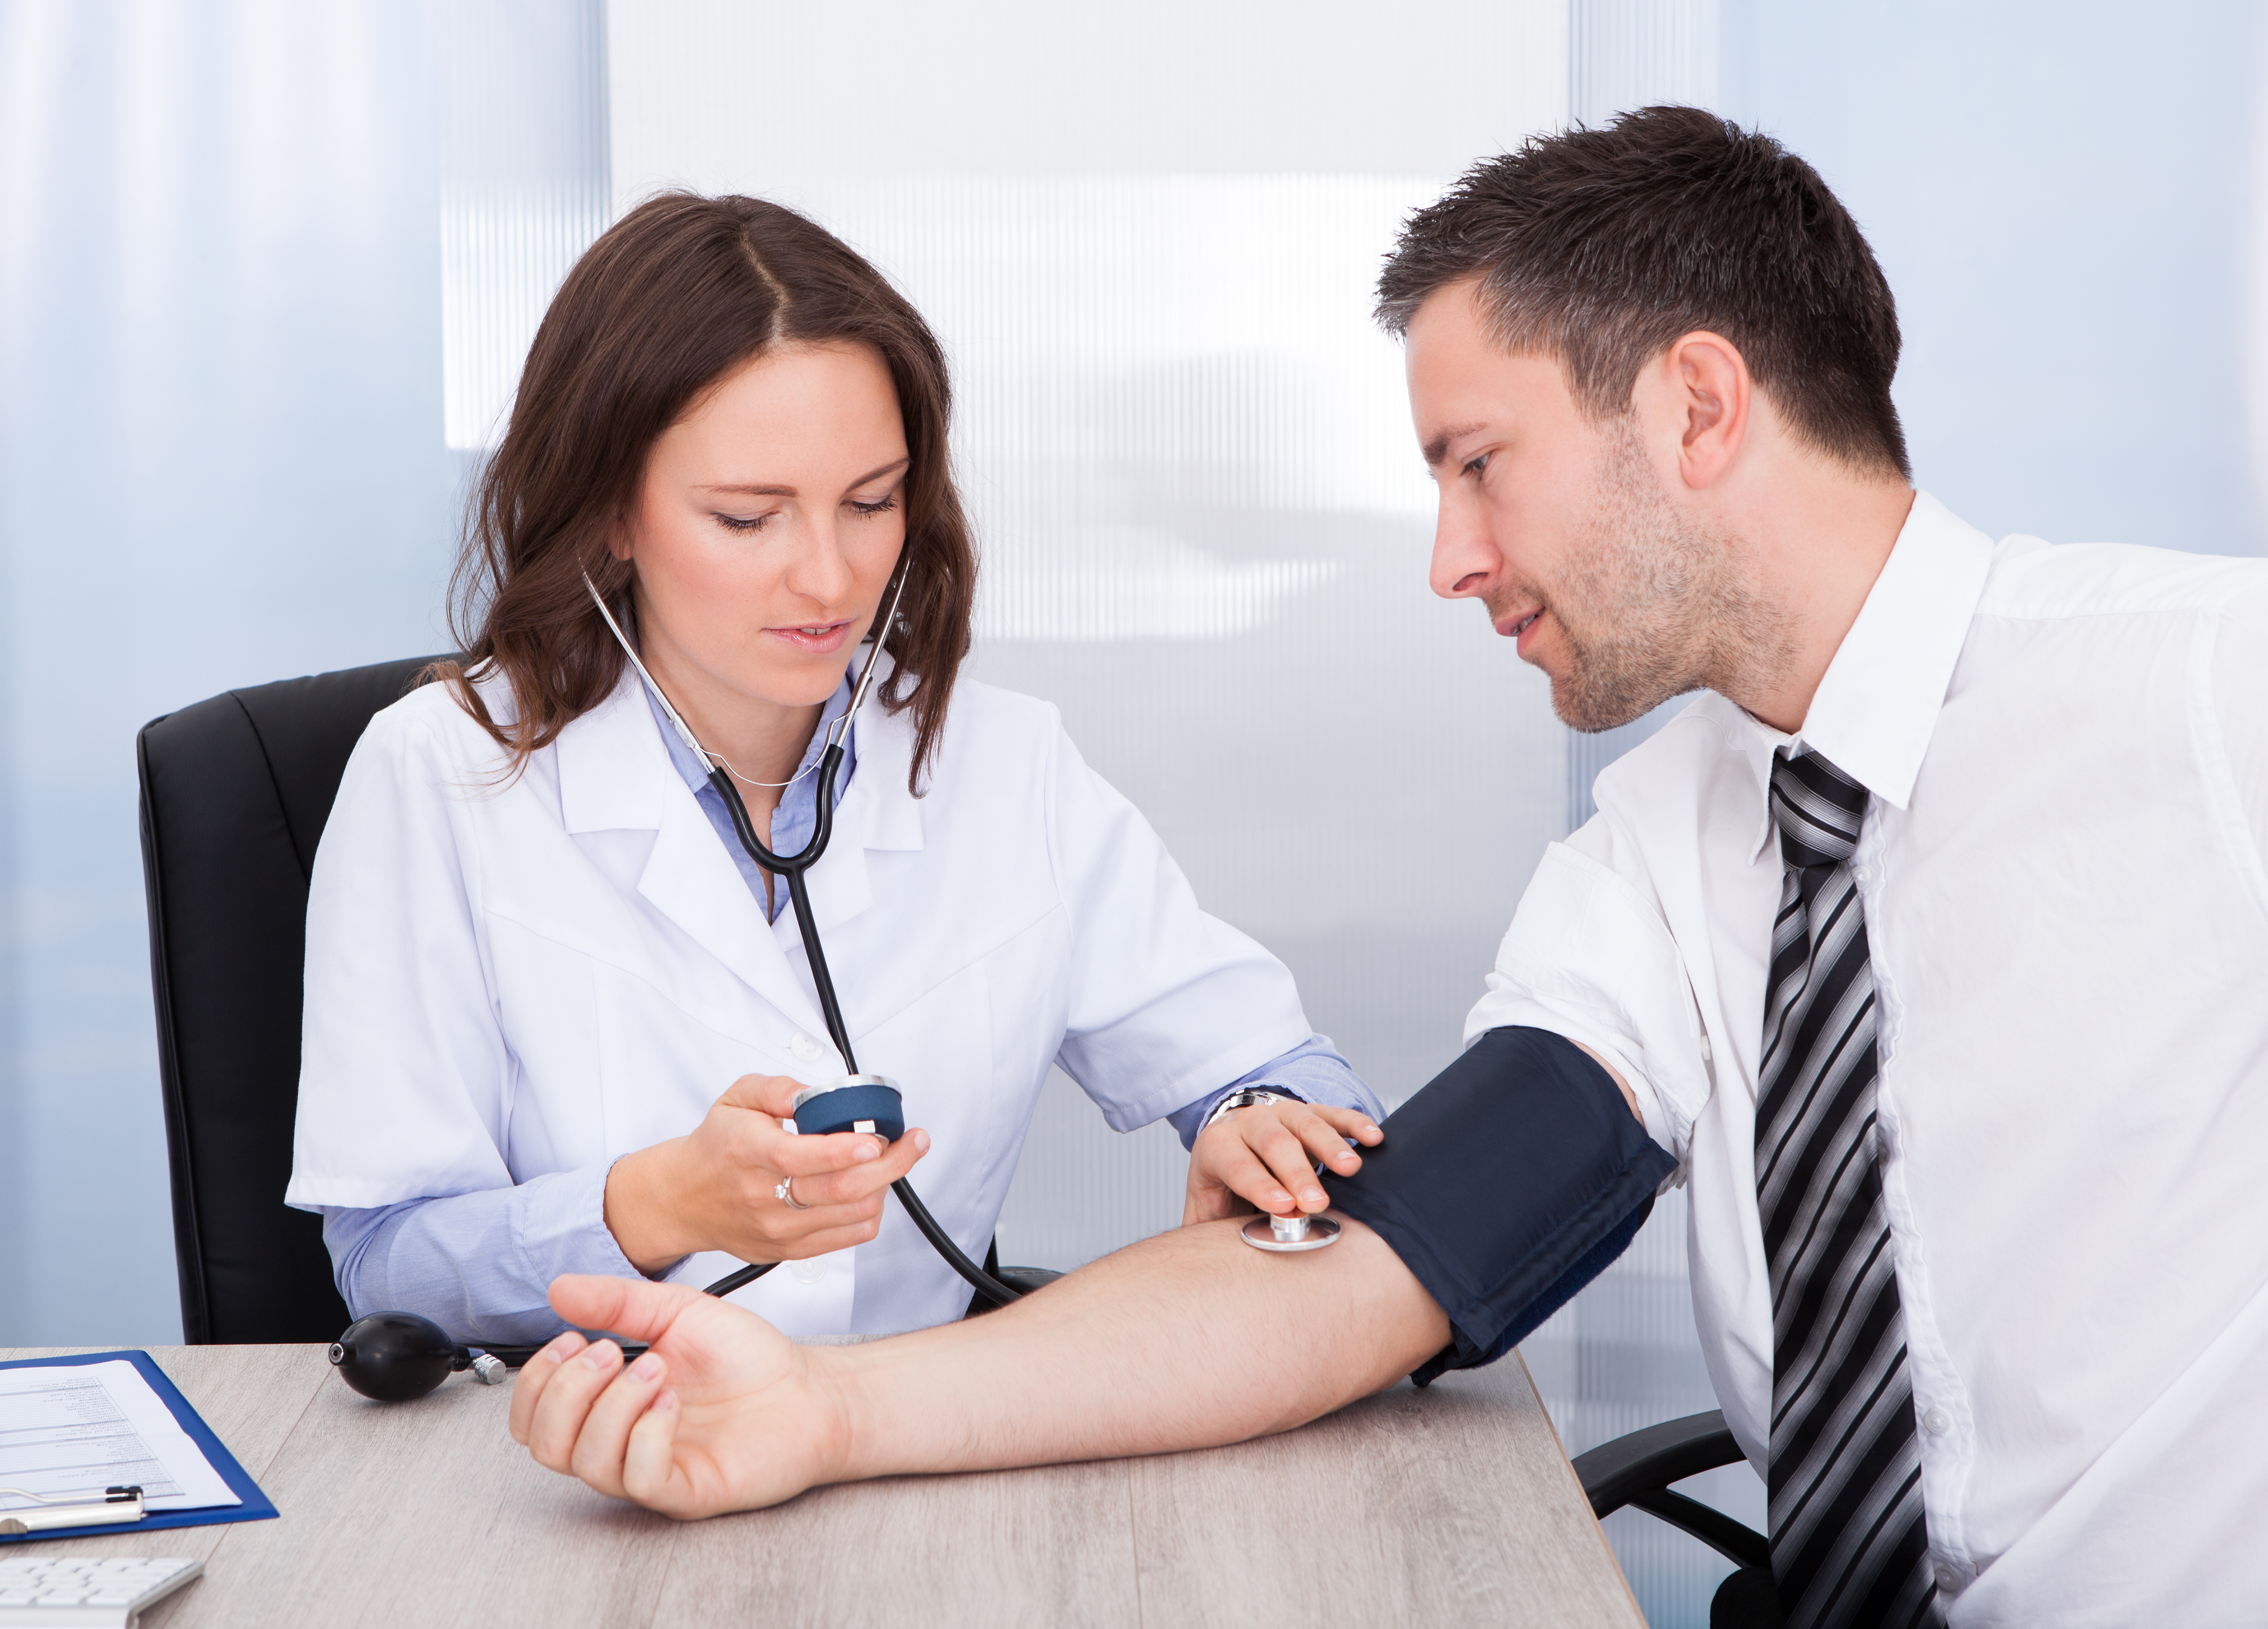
[1462,452,1491,479]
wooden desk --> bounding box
[2,1343,1640,1626]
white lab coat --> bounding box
[285,661,1316,1335]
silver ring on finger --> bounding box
[776,1177,812,1211]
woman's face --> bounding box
[616,340,910,719]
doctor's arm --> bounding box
[514,1029,1674,1513]
[322,1170,651,1346]
[1172,1036,1388,1224]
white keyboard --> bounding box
[0,1556,202,1626]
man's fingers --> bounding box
[621,1389,692,1512]
[525,1338,623,1473]
[548,1274,709,1345]
[508,1329,587,1444]
[567,1349,670,1499]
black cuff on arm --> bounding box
[1319,1026,1679,1386]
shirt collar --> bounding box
[1735,490,1996,857]
[643,668,858,801]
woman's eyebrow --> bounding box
[847,456,912,487]
[696,457,909,499]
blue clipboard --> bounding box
[0,1348,278,1544]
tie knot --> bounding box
[1770,750,1867,869]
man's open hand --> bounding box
[508,1274,845,1517]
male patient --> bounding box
[505,109,2268,1629]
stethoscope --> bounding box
[330,556,1027,1402]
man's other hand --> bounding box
[508,1274,843,1518]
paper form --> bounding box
[0,1361,240,1513]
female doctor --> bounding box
[285,193,1385,1345]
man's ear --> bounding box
[1644,330,1750,492]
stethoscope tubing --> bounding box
[693,700,1019,1310]
[582,563,1022,1312]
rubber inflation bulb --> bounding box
[330,1311,459,1401]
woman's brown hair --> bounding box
[437,192,977,790]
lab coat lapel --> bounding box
[795,660,925,938]
[557,672,831,1037]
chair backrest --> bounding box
[137,656,448,1343]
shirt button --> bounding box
[791,1257,827,1284]
[1934,1563,1962,1593]
[1921,1407,1952,1436]
[790,1032,823,1062]
[1851,865,1871,885]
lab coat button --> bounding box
[1921,1407,1952,1437]
[1934,1563,1962,1593]
[791,1032,823,1062]
[791,1257,827,1284]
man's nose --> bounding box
[1428,490,1498,601]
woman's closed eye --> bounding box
[847,493,898,517]
[713,510,777,534]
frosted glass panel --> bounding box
[777,173,1566,1103]
[440,0,610,450]
[608,7,1735,1622]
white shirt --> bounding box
[286,662,1338,1338]
[1466,493,2268,1627]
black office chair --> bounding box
[1573,1410,1779,1627]
[138,655,449,1343]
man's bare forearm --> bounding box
[816,1214,1450,1481]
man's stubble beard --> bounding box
[1544,420,1787,733]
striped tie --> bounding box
[1755,750,1943,1629]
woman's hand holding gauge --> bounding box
[603,1072,931,1274]
[1182,1098,1383,1228]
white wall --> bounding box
[603,0,1574,1236]
[0,0,457,1345]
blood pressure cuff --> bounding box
[1319,1025,1678,1386]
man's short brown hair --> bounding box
[1378,105,1911,479]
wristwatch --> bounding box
[1202,1087,1295,1131]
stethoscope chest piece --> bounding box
[1240,1213,1341,1252]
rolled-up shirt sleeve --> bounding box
[320,1162,660,1346]
[1460,818,1712,1166]
[1164,1033,1387,1150]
